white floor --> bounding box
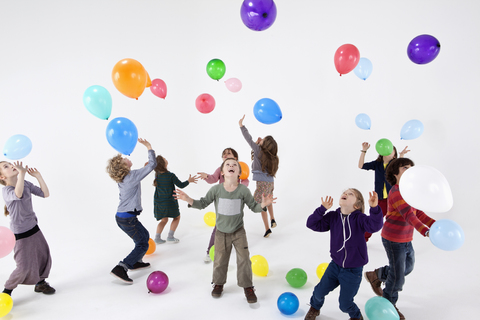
[0,204,476,320]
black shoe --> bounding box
[264,229,272,238]
[129,261,151,270]
[2,288,12,296]
[271,219,277,228]
[34,280,56,295]
[111,265,133,284]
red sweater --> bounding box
[381,185,435,243]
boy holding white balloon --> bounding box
[364,158,436,320]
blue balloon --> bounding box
[3,134,33,160]
[429,219,465,251]
[354,57,373,80]
[106,117,138,155]
[83,85,112,120]
[365,296,399,320]
[253,98,282,124]
[400,119,424,140]
[277,292,299,315]
[355,113,371,130]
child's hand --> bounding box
[173,189,193,205]
[188,174,200,184]
[399,146,410,158]
[138,138,152,150]
[13,161,27,174]
[261,194,277,208]
[361,142,370,152]
[368,191,378,208]
[197,172,208,180]
[27,167,42,178]
[239,115,245,127]
[321,196,333,209]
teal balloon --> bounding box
[375,138,393,156]
[83,85,112,120]
[365,296,399,320]
[400,119,424,140]
[285,268,307,288]
[3,134,32,160]
[429,219,465,251]
[355,113,371,130]
[354,57,373,80]
[106,117,138,155]
[253,98,282,124]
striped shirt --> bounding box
[381,184,435,243]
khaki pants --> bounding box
[213,227,252,288]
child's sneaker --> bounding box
[264,229,272,238]
[155,238,166,244]
[211,284,223,297]
[204,254,212,263]
[34,280,56,295]
[110,265,133,284]
[129,261,151,270]
[271,219,277,228]
[167,237,180,244]
[244,286,257,303]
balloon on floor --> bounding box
[316,262,329,280]
[286,268,308,288]
[146,238,156,255]
[147,271,169,294]
[0,293,13,318]
[277,292,299,315]
[251,255,269,276]
[365,296,399,320]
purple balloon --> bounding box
[240,0,277,31]
[146,271,169,294]
[407,34,441,65]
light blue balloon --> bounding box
[430,219,465,251]
[253,98,282,125]
[354,57,373,80]
[355,113,371,130]
[277,292,299,315]
[106,117,138,155]
[3,134,33,160]
[365,296,399,320]
[83,85,112,120]
[400,119,424,140]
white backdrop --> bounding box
[1,1,479,319]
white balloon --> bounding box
[399,165,453,213]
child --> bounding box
[197,147,249,263]
[305,189,383,320]
[239,115,279,238]
[0,161,55,296]
[364,158,435,320]
[153,155,198,244]
[106,138,156,284]
[358,142,409,241]
[174,158,275,304]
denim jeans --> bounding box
[115,215,150,269]
[309,261,363,319]
[378,237,415,305]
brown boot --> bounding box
[244,286,257,303]
[349,315,364,320]
[211,284,223,297]
[304,306,320,320]
[395,306,405,320]
[364,269,383,296]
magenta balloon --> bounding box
[240,0,277,31]
[0,226,16,259]
[407,34,441,64]
[147,271,169,294]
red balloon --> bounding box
[334,44,360,76]
[150,79,167,99]
[195,93,215,114]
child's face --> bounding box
[222,150,235,160]
[0,162,17,180]
[339,189,358,214]
[394,165,412,184]
[222,159,240,178]
[122,157,132,168]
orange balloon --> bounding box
[146,72,152,88]
[112,58,147,99]
[239,161,250,180]
[146,238,156,255]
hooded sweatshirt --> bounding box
[306,205,383,268]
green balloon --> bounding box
[286,268,308,288]
[209,245,215,262]
[206,59,226,80]
[375,138,393,156]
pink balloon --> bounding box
[195,93,215,114]
[0,226,15,259]
[334,44,360,76]
[147,271,169,294]
[150,79,167,99]
[224,78,242,93]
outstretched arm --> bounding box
[358,142,370,169]
[27,168,50,198]
[13,161,27,198]
[173,189,194,206]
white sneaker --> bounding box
[204,254,212,263]
[167,237,180,244]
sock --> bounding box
[155,233,161,240]
[167,230,175,239]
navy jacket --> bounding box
[362,160,392,200]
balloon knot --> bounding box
[262,13,268,18]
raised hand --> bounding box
[239,114,245,127]
[197,172,208,180]
[321,196,334,209]
[261,194,277,208]
[361,142,370,152]
[27,167,42,178]
[368,191,378,208]
[188,174,200,184]
[138,138,152,150]
[13,161,27,174]
[399,146,410,158]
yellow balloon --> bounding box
[316,262,329,280]
[204,211,216,227]
[251,255,269,277]
[0,293,13,317]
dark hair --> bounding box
[376,146,398,162]
[153,155,168,186]
[253,136,279,177]
[385,158,415,186]
[220,158,242,178]
[222,148,239,160]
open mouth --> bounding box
[228,169,235,173]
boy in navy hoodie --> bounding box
[304,189,383,320]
